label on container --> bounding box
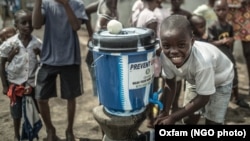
[129,60,153,89]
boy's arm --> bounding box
[56,0,82,31]
[32,0,45,29]
[170,94,210,121]
[156,93,210,125]
[85,1,99,38]
[0,57,8,95]
[156,77,210,125]
[159,78,177,116]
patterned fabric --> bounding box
[7,84,25,106]
[227,0,250,41]
[21,96,42,141]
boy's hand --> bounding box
[157,111,169,118]
[33,48,40,55]
[7,47,19,62]
[154,115,176,125]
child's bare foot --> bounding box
[66,130,75,141]
[46,128,58,141]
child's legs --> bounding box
[10,96,22,139]
[35,64,58,138]
[242,41,250,92]
[204,83,232,124]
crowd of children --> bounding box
[0,0,250,140]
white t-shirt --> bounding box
[154,7,170,37]
[136,8,157,28]
[161,41,234,95]
[0,34,42,87]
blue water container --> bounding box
[88,27,158,116]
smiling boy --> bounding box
[154,15,234,125]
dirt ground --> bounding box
[0,28,250,141]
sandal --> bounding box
[236,99,250,108]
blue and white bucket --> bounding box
[89,27,158,116]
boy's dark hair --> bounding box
[160,15,193,36]
[14,9,32,26]
[214,0,228,8]
[189,14,206,28]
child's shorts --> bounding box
[183,82,232,124]
[35,64,83,100]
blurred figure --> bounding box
[189,14,208,41]
[193,0,217,38]
[227,0,250,96]
[208,0,249,108]
[0,26,16,44]
[130,0,144,27]
[0,0,21,27]
[85,0,118,97]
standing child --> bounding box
[136,0,158,34]
[193,0,217,39]
[208,0,249,108]
[130,0,144,27]
[189,14,208,42]
[32,0,89,140]
[0,9,42,141]
[154,15,234,125]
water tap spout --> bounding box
[149,89,163,111]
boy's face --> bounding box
[160,28,194,68]
[191,17,206,38]
[213,1,228,21]
[15,13,33,35]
